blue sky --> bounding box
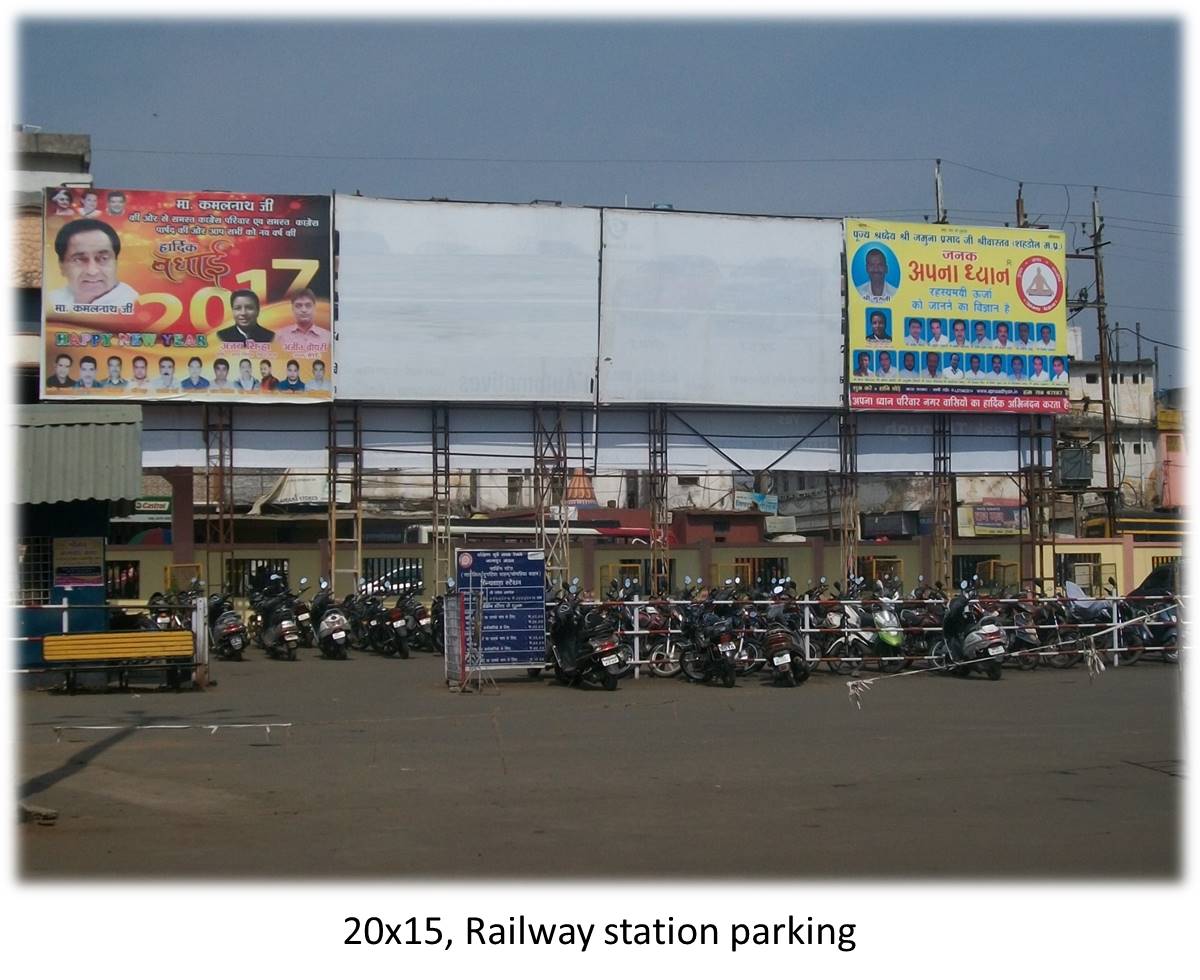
[17,17,1182,381]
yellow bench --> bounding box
[42,631,196,691]
[43,631,195,663]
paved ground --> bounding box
[17,650,1182,878]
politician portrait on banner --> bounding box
[844,219,1070,415]
[41,189,333,402]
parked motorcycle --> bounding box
[395,584,434,652]
[677,595,740,688]
[430,576,456,654]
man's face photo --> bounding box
[313,361,326,382]
[991,355,1004,373]
[879,352,892,372]
[1011,357,1025,378]
[869,312,887,339]
[214,360,230,383]
[929,319,943,339]
[79,358,97,386]
[82,192,98,212]
[60,228,119,304]
[1040,325,1053,344]
[996,322,1010,342]
[291,294,316,327]
[970,355,981,372]
[903,352,915,371]
[286,361,301,381]
[974,321,988,341]
[159,358,175,384]
[106,357,122,381]
[188,358,203,381]
[260,360,273,379]
[949,353,960,371]
[1018,322,1031,342]
[53,355,71,382]
[107,192,126,216]
[1053,357,1066,375]
[925,352,940,373]
[1032,356,1044,375]
[953,321,966,343]
[908,319,922,341]
[856,353,870,373]
[132,357,148,381]
[232,294,260,328]
[865,249,887,289]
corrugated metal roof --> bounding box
[15,404,143,504]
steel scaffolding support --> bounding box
[327,403,363,599]
[431,406,453,591]
[1019,414,1057,595]
[932,415,953,589]
[203,404,235,591]
[838,412,858,582]
[649,405,670,595]
[533,405,571,588]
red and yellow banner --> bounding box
[41,188,332,401]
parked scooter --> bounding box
[395,584,434,651]
[548,578,627,690]
[762,584,811,687]
[930,577,1007,680]
[249,573,305,660]
[310,578,351,659]
[208,590,248,661]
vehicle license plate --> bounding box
[772,654,791,667]
[989,645,1005,656]
[332,631,346,640]
[719,642,737,653]
[600,654,620,667]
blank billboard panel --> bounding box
[335,197,600,402]
[598,210,844,407]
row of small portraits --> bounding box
[864,311,1058,348]
[851,349,1069,382]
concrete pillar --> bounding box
[163,468,194,567]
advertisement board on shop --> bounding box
[845,219,1070,414]
[42,188,332,402]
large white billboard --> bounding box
[335,196,600,402]
[597,210,844,407]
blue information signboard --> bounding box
[455,549,547,668]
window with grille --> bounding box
[953,555,1000,589]
[507,472,523,506]
[15,537,52,604]
[857,556,903,587]
[225,558,291,598]
[735,556,789,587]
[362,556,424,593]
[105,560,141,600]
[676,476,700,487]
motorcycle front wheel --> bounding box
[679,644,707,683]
[878,644,908,674]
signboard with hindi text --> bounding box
[846,220,1070,414]
[42,188,332,402]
